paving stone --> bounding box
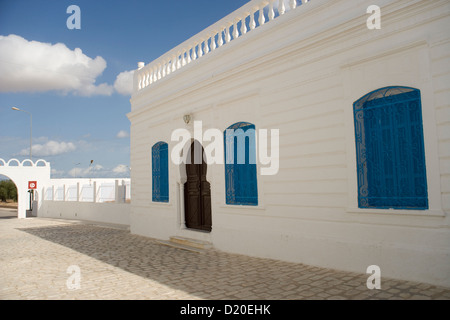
[1,217,449,300]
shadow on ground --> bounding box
[16,223,450,300]
[0,209,17,219]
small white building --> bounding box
[128,0,450,287]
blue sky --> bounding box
[0,0,250,178]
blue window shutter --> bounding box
[152,142,169,203]
[224,122,258,206]
[160,143,169,202]
[354,87,428,209]
[152,145,159,202]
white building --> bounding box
[128,0,450,287]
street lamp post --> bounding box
[12,107,32,161]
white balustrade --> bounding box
[134,0,311,92]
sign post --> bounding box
[28,181,37,211]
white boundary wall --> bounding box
[39,178,130,227]
[129,0,450,287]
[39,201,130,226]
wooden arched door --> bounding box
[184,141,212,232]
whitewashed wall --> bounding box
[129,0,450,287]
[39,201,130,226]
[39,178,130,227]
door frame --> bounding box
[177,139,212,233]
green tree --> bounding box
[0,180,17,202]
[0,184,7,202]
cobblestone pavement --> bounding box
[1,217,450,300]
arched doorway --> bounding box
[0,174,18,219]
[0,158,51,218]
[184,140,212,232]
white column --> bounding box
[17,181,28,219]
[290,0,297,10]
[93,181,97,203]
[192,45,197,60]
[115,180,119,203]
[179,182,186,229]
[240,16,247,35]
[233,21,239,39]
[268,0,275,21]
[121,180,126,203]
[204,39,210,54]
[218,31,224,47]
[278,0,286,15]
[187,48,192,64]
[177,52,182,69]
[145,71,150,87]
[157,64,162,79]
[153,66,158,82]
[250,9,256,30]
[181,50,187,66]
[225,26,231,43]
[259,6,265,26]
[211,34,217,51]
[199,41,204,58]
[162,60,167,77]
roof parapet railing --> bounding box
[133,0,310,93]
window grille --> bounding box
[353,87,428,209]
[152,141,169,202]
[224,122,258,205]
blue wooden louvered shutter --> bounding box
[224,122,258,206]
[224,130,235,204]
[152,142,169,203]
[353,87,428,209]
[152,144,160,202]
[159,142,169,202]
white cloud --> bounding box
[113,69,134,95]
[18,140,76,157]
[51,168,65,177]
[116,130,129,138]
[92,164,103,170]
[112,164,129,174]
[67,164,129,178]
[67,167,80,177]
[68,164,103,178]
[0,34,113,96]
